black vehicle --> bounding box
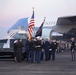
[0,27,28,58]
[0,39,27,58]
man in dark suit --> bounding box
[51,40,57,61]
[44,37,50,61]
[13,40,18,62]
[16,39,23,62]
[71,37,75,61]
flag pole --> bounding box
[32,7,36,37]
[44,17,46,22]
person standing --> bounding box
[51,40,57,61]
[70,38,75,61]
[44,37,50,61]
[48,39,52,60]
[25,37,31,62]
[16,39,23,62]
[41,39,45,60]
[13,40,18,62]
[30,37,35,63]
[35,36,42,63]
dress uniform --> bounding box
[25,38,31,62]
[30,38,35,63]
[35,37,42,63]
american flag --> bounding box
[28,10,34,39]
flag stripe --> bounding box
[28,10,34,39]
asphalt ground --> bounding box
[0,50,76,75]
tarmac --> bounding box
[0,50,76,75]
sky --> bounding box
[0,0,76,38]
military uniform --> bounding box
[30,39,35,63]
[35,38,42,63]
[25,39,31,62]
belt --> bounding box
[36,45,41,47]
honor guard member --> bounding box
[51,40,57,61]
[48,39,53,60]
[44,37,50,61]
[35,36,42,63]
[41,39,45,60]
[25,37,31,62]
[30,37,35,63]
[71,38,75,61]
